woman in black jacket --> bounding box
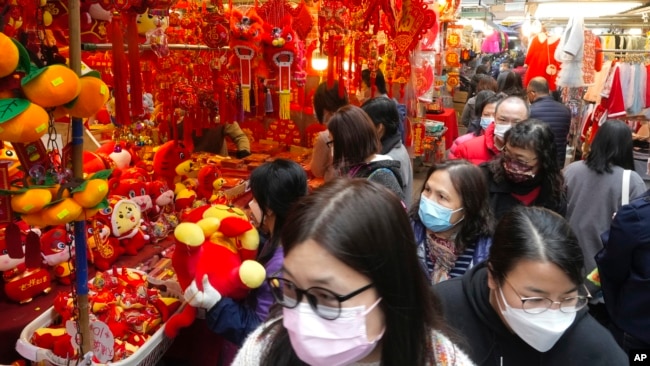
[434,206,627,365]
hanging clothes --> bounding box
[524,33,562,90]
[481,32,501,54]
[584,60,612,103]
[555,16,585,87]
[582,30,603,85]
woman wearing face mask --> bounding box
[233,179,474,366]
[179,159,308,364]
[449,92,502,161]
[410,160,494,284]
[480,118,566,220]
[307,81,349,181]
[434,206,627,365]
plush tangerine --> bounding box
[0,33,19,78]
[0,102,49,143]
[63,76,110,118]
[41,198,83,225]
[22,64,81,108]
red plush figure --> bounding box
[30,327,75,359]
[145,180,175,221]
[87,220,124,271]
[152,140,193,188]
[165,211,265,338]
[40,226,75,284]
[109,178,153,215]
[196,165,226,201]
[95,141,140,170]
[96,196,150,256]
[40,227,74,267]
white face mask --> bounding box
[283,299,384,366]
[494,123,512,139]
[497,287,575,352]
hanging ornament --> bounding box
[319,1,349,90]
[227,8,265,113]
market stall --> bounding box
[0,0,476,362]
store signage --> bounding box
[413,121,426,156]
[91,321,115,363]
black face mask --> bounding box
[503,159,536,183]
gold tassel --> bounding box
[242,86,251,112]
[279,90,290,120]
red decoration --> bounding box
[392,0,437,58]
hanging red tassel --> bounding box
[354,39,361,91]
[126,10,143,117]
[326,36,335,89]
[110,13,131,126]
[337,42,344,98]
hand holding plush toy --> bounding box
[184,274,222,310]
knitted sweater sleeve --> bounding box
[231,320,275,366]
[431,331,476,365]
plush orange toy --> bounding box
[164,207,264,338]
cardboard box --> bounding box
[453,91,469,104]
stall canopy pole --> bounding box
[68,0,92,357]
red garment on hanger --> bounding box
[524,34,561,90]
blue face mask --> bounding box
[480,117,494,130]
[418,194,464,232]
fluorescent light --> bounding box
[534,2,641,18]
[628,28,643,35]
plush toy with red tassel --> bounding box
[165,210,265,338]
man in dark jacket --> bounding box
[528,77,571,167]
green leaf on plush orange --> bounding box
[0,98,29,123]
[90,169,113,180]
[93,197,109,210]
[11,39,33,74]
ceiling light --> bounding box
[534,2,641,19]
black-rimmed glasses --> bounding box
[267,277,373,320]
[504,279,591,314]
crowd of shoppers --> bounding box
[178,77,649,365]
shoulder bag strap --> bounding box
[622,169,631,205]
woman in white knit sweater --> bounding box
[233,179,474,366]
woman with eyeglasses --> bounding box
[434,206,627,365]
[233,179,473,366]
[480,118,566,220]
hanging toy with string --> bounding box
[318,1,349,93]
[227,7,265,114]
[260,16,298,120]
